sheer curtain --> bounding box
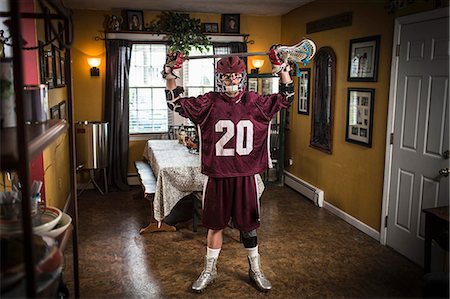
[104,39,132,191]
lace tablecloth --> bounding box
[143,140,265,223]
[143,140,205,222]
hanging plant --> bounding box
[146,11,211,55]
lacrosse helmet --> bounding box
[216,56,247,96]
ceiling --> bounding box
[62,0,314,16]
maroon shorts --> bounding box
[201,175,260,232]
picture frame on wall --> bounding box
[347,35,380,82]
[248,77,258,92]
[221,14,240,33]
[59,101,66,120]
[52,44,62,87]
[50,104,60,119]
[125,10,144,31]
[201,23,219,33]
[46,47,54,89]
[298,68,310,115]
[60,52,65,85]
[345,88,375,147]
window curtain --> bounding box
[104,39,132,191]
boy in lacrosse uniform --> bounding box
[163,45,294,292]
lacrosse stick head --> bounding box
[275,38,317,66]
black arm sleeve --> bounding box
[165,86,185,114]
[279,81,295,104]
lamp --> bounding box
[251,59,264,74]
[87,58,101,76]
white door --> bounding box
[385,10,449,266]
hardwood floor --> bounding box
[63,185,423,298]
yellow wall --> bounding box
[71,10,281,173]
[72,10,107,122]
[64,2,443,227]
[282,0,440,230]
[34,3,71,210]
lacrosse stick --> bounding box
[186,38,317,65]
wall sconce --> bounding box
[87,58,101,76]
[251,59,265,74]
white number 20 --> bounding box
[215,120,253,156]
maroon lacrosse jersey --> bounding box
[179,91,289,178]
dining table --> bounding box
[141,139,265,233]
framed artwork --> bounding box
[346,88,375,147]
[347,35,380,82]
[125,10,144,31]
[248,77,258,92]
[50,104,60,119]
[59,101,66,120]
[221,14,240,33]
[202,23,219,33]
[60,52,65,85]
[298,68,310,115]
[46,47,54,89]
[52,44,62,87]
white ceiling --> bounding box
[62,0,314,16]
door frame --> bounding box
[380,7,449,245]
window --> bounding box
[183,46,231,97]
[129,44,168,134]
[129,43,233,134]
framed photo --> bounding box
[346,88,375,147]
[347,35,380,82]
[202,23,219,33]
[125,10,144,31]
[50,104,60,119]
[298,68,310,115]
[221,14,240,33]
[46,47,54,89]
[52,44,62,87]
[248,77,258,92]
[59,101,66,120]
[60,52,65,85]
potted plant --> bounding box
[147,11,211,55]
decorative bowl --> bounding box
[33,206,62,234]
[39,212,72,238]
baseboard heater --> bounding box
[284,171,324,207]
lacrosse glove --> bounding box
[162,51,184,80]
[268,45,290,75]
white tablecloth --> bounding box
[143,140,205,222]
[143,139,265,223]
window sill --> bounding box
[129,133,168,141]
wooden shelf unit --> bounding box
[1,1,80,297]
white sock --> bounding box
[245,245,259,258]
[206,247,221,259]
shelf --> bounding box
[106,31,248,43]
[1,120,69,170]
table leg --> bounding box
[424,216,432,274]
[139,221,176,234]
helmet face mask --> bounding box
[216,57,247,97]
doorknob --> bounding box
[443,150,449,159]
[439,168,449,177]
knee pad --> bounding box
[241,229,258,248]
